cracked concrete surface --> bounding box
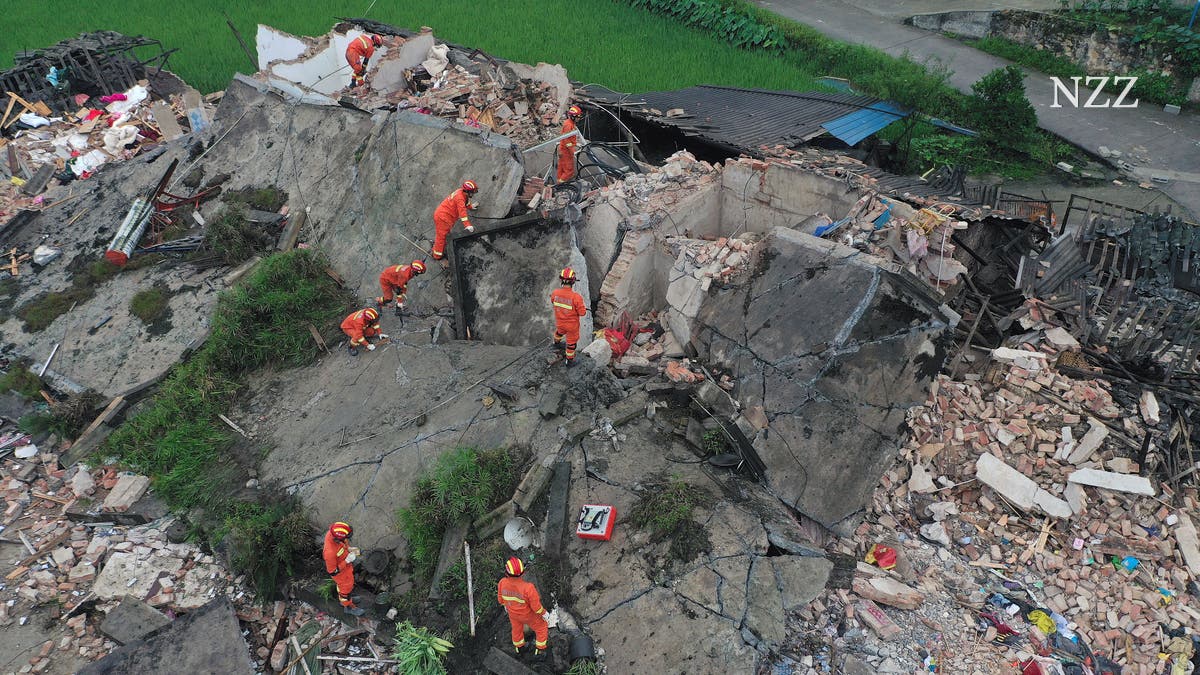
[565,413,833,669]
[690,228,952,530]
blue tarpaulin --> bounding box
[821,101,908,146]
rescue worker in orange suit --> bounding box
[341,307,388,356]
[323,522,365,616]
[551,267,587,367]
[556,105,583,183]
[431,180,478,261]
[345,34,382,88]
[498,557,549,660]
[376,259,426,316]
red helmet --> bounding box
[567,105,582,118]
[362,307,379,322]
[330,522,352,540]
[371,35,383,47]
[505,557,525,576]
[560,267,576,283]
[411,260,427,274]
[462,180,478,194]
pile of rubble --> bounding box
[794,319,1200,673]
[1,81,214,228]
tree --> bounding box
[967,66,1038,154]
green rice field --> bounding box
[0,0,823,94]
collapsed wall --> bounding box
[691,229,952,528]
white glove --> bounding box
[397,302,406,310]
[366,343,376,351]
[379,333,390,339]
[465,225,475,233]
[541,612,550,622]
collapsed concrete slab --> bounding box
[256,25,376,96]
[689,229,952,528]
[79,596,252,675]
[452,214,592,347]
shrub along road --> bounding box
[754,0,1200,220]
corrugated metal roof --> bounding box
[821,101,907,146]
[582,85,897,151]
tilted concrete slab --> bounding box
[79,596,252,675]
[453,215,593,348]
[690,228,951,529]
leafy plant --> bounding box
[316,577,337,601]
[566,660,602,675]
[392,620,453,675]
[968,66,1038,154]
[396,447,519,580]
[202,206,263,266]
[701,429,727,456]
[629,479,711,537]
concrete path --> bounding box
[754,0,1200,220]
[838,0,1059,20]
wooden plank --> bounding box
[16,529,72,568]
[73,396,126,446]
[0,95,16,128]
[32,101,52,117]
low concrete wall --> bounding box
[719,161,864,236]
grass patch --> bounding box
[104,249,354,597]
[396,447,520,582]
[629,479,713,563]
[16,286,93,333]
[203,206,264,266]
[130,286,171,324]
[223,186,288,212]
[1,362,44,399]
[565,661,603,675]
[437,540,507,602]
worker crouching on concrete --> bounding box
[323,522,365,616]
[556,105,583,183]
[376,259,426,316]
[345,34,382,88]
[341,307,388,355]
[551,267,587,367]
[498,557,549,660]
[431,180,478,262]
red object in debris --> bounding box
[74,93,90,106]
[99,93,128,104]
[603,328,631,358]
[575,505,616,541]
[1019,659,1045,675]
[865,543,897,570]
[104,249,129,266]
[84,109,103,121]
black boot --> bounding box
[348,345,358,356]
[565,357,577,368]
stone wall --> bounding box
[910,9,1197,92]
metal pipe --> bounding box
[521,129,581,154]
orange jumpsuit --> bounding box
[431,188,474,259]
[498,576,548,651]
[551,285,587,360]
[323,530,355,607]
[344,35,375,84]
[340,309,381,347]
[378,264,418,306]
[557,118,578,183]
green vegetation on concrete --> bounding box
[396,447,520,581]
[1,362,44,399]
[967,36,1189,106]
[701,428,729,456]
[565,660,603,675]
[203,207,264,267]
[19,391,104,440]
[1061,0,1200,77]
[15,258,129,332]
[104,249,354,597]
[223,186,288,212]
[629,478,713,562]
[392,620,453,675]
[130,286,171,324]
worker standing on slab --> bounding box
[556,105,583,183]
[431,180,478,262]
[323,522,365,616]
[341,307,388,355]
[550,267,587,367]
[498,557,549,660]
[376,259,426,315]
[345,34,382,88]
